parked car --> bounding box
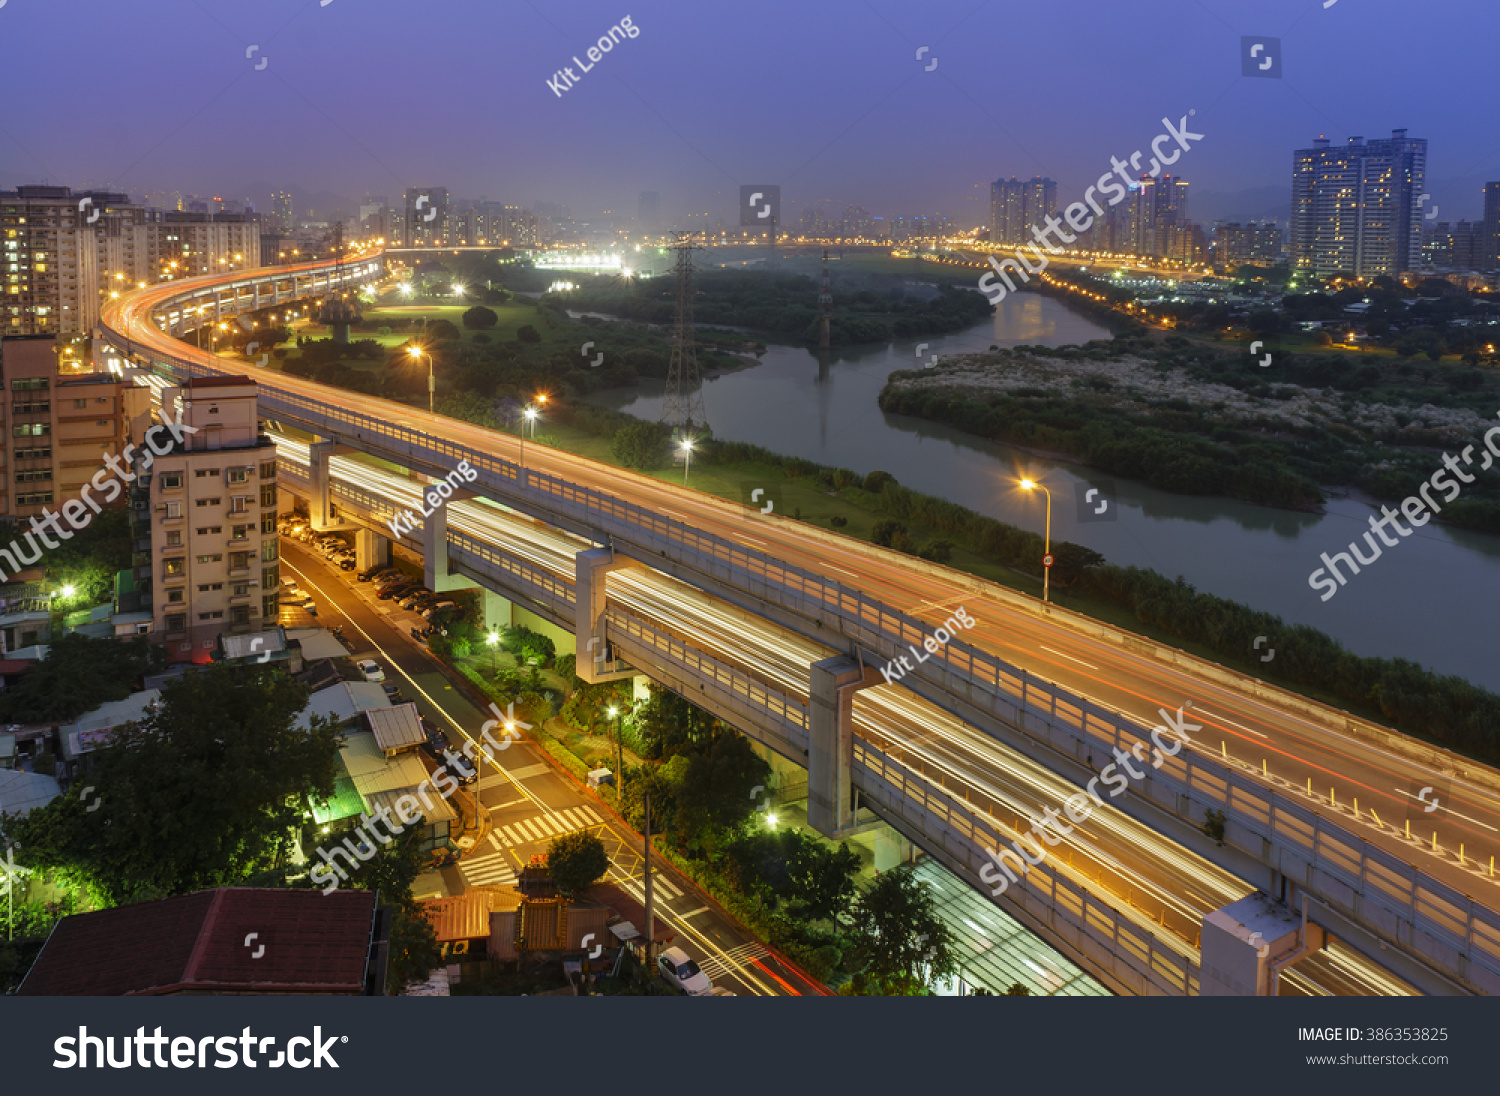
[421,601,456,620]
[337,558,357,571]
[281,576,297,588]
[381,682,404,702]
[358,565,393,582]
[377,581,416,600]
[398,590,434,610]
[357,659,385,683]
[657,947,713,996]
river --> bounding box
[585,292,1500,691]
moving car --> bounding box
[657,947,713,996]
[357,659,385,683]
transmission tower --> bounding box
[661,234,707,435]
[817,248,833,348]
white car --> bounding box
[357,659,385,683]
[657,947,713,996]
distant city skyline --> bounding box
[2,0,1496,230]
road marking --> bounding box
[459,851,518,887]
[825,563,859,578]
[679,905,711,920]
[1039,645,1099,671]
[1395,788,1498,832]
[1194,707,1268,738]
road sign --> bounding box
[1042,554,1054,568]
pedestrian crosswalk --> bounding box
[459,850,518,888]
[489,806,604,849]
[697,941,768,981]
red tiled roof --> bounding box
[18,887,376,996]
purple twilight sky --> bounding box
[2,0,1495,228]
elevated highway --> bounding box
[100,253,1500,995]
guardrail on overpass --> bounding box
[108,259,1500,993]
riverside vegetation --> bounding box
[881,334,1500,527]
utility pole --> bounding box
[643,791,654,969]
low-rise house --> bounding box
[0,767,60,816]
[17,887,386,995]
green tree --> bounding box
[547,830,609,896]
[517,324,542,343]
[3,663,341,904]
[0,633,160,723]
[852,866,957,990]
[635,685,719,760]
[675,731,771,840]
[610,420,672,471]
[786,835,860,922]
[462,305,499,329]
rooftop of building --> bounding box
[18,887,379,996]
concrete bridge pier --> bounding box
[355,528,391,573]
[308,439,359,532]
[573,547,636,684]
[807,654,882,838]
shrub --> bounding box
[918,539,954,563]
[829,515,848,528]
[462,305,499,330]
[517,324,541,343]
[863,470,897,493]
[871,520,907,548]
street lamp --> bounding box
[408,346,432,413]
[59,585,76,599]
[1019,479,1052,604]
[520,406,538,469]
[607,705,624,797]
[486,631,500,675]
[679,436,694,486]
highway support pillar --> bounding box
[1199,893,1326,996]
[308,440,358,532]
[420,487,482,594]
[574,547,636,684]
[807,654,883,838]
[355,528,390,573]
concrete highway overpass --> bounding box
[99,253,1500,995]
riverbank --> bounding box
[879,339,1500,526]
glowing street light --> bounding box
[1019,479,1053,604]
[679,436,694,485]
[408,345,433,413]
[486,630,500,674]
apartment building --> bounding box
[0,334,152,524]
[142,376,279,662]
[1290,130,1427,277]
[1,185,262,337]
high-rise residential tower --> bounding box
[1290,130,1427,277]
